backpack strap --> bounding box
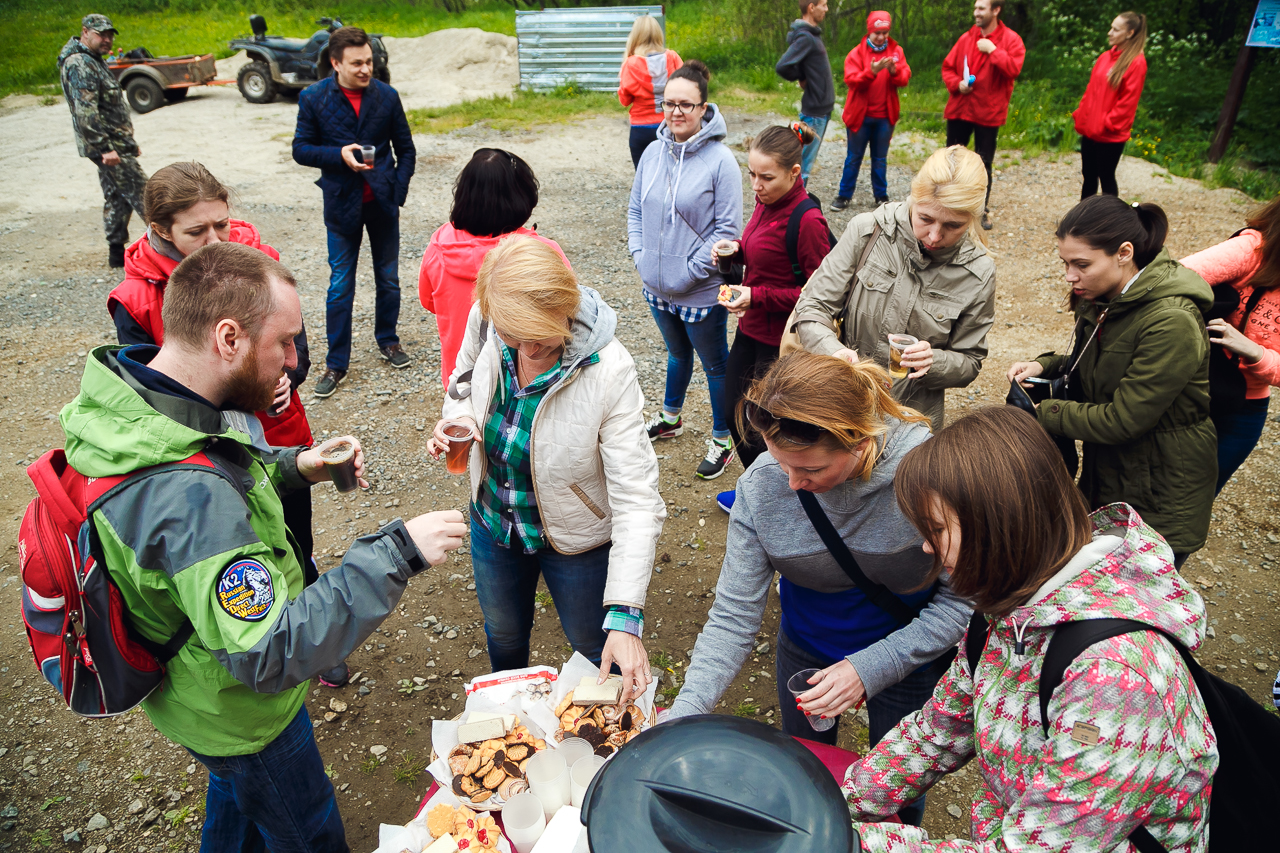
[448,319,490,401]
[786,199,822,286]
[964,610,989,676]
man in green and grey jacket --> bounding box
[59,241,466,851]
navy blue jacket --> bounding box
[292,77,416,234]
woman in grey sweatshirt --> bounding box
[667,352,970,827]
[628,62,744,480]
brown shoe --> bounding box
[379,344,412,369]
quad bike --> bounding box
[228,14,390,104]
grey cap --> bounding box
[81,14,117,34]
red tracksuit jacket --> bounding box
[941,22,1025,127]
[841,38,911,132]
[1073,47,1147,143]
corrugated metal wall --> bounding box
[516,6,665,92]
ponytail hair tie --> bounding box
[1132,201,1140,208]
[790,121,806,144]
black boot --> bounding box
[108,242,125,268]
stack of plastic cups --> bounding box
[570,755,607,808]
[501,791,546,853]
[524,750,571,820]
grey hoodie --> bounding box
[669,418,972,719]
[775,21,835,116]
[628,105,744,309]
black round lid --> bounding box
[579,714,854,853]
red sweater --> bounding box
[1073,47,1147,143]
[618,51,683,126]
[941,22,1025,127]
[842,38,910,131]
[733,180,833,346]
[340,85,375,203]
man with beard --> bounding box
[58,241,467,850]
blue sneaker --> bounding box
[716,489,736,513]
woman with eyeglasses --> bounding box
[666,352,970,827]
[629,60,744,481]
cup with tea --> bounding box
[320,440,360,493]
[887,334,919,380]
[715,243,738,275]
[441,420,477,475]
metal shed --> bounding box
[516,6,665,92]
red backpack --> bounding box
[19,447,239,717]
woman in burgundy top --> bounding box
[711,124,833,511]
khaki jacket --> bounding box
[793,202,996,428]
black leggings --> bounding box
[1079,136,1126,199]
[725,332,780,470]
[946,119,999,210]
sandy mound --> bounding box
[215,50,251,78]
[383,28,518,110]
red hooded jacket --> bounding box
[1073,47,1147,143]
[618,50,683,126]
[941,22,1025,127]
[419,224,571,388]
[841,13,911,132]
[106,220,313,448]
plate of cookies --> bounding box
[430,709,548,812]
[419,802,511,853]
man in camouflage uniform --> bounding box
[59,14,148,268]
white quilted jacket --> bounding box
[441,288,665,608]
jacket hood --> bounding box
[876,201,988,268]
[58,37,96,68]
[123,219,268,284]
[421,223,513,285]
[866,416,932,495]
[61,347,222,478]
[1008,503,1206,649]
[564,286,618,367]
[788,20,822,41]
[1110,249,1213,314]
[655,102,729,153]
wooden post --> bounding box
[1208,42,1258,163]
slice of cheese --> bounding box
[423,832,458,853]
[456,716,507,744]
[572,676,622,705]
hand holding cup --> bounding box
[297,435,368,491]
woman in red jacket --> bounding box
[710,124,833,512]
[1073,12,1147,200]
[833,11,910,212]
[419,149,570,389]
[618,15,682,169]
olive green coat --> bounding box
[1036,249,1216,553]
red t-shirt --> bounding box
[340,85,375,204]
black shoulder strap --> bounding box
[964,610,989,676]
[786,198,822,286]
[796,489,925,626]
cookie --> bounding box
[426,804,456,839]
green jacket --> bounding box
[61,347,426,755]
[1036,250,1216,553]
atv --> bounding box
[228,14,390,104]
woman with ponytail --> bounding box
[710,122,832,512]
[1009,195,1215,565]
[667,352,970,828]
[1072,12,1148,199]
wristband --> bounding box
[380,517,427,575]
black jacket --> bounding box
[776,21,835,116]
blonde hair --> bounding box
[475,237,580,345]
[741,352,931,481]
[625,15,665,58]
[910,145,991,249]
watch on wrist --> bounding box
[380,517,427,574]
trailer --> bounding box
[107,50,224,114]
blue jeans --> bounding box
[630,123,661,169]
[775,628,947,827]
[325,201,401,371]
[797,113,831,185]
[839,117,894,201]
[187,706,347,853]
[647,304,731,439]
[1212,396,1270,493]
[470,513,611,672]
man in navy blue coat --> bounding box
[293,27,416,397]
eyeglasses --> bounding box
[743,400,826,446]
[662,101,704,115]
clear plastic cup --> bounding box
[888,334,918,380]
[360,144,375,166]
[441,420,476,475]
[570,755,607,808]
[524,749,570,819]
[787,668,837,732]
[556,737,594,772]
[501,791,546,853]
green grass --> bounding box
[732,699,761,717]
[391,752,428,787]
[407,84,617,135]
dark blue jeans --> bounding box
[839,117,894,201]
[187,706,347,853]
[325,201,401,372]
[775,628,947,827]
[647,303,731,439]
[1212,396,1270,493]
[470,513,611,672]
[630,123,661,169]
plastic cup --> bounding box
[320,441,359,493]
[501,791,546,853]
[441,420,476,476]
[888,334,918,380]
[787,668,837,732]
[360,144,375,166]
[524,749,570,819]
[556,737,594,772]
[716,244,736,274]
[570,755,606,808]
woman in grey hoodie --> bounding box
[628,62,744,480]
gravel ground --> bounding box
[0,99,1276,852]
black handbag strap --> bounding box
[797,489,924,626]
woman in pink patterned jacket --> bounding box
[842,405,1216,853]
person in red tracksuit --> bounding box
[618,15,682,169]
[941,0,1025,231]
[710,124,833,514]
[107,162,350,688]
[833,10,911,211]
[1073,12,1148,200]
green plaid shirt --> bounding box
[474,342,599,554]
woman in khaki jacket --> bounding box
[428,237,665,701]
[791,145,996,428]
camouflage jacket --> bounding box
[58,37,136,158]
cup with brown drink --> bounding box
[441,420,477,475]
[888,334,918,380]
[321,440,360,493]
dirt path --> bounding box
[0,86,1275,851]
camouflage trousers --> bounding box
[91,154,148,245]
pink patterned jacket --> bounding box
[843,503,1217,852]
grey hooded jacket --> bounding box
[775,20,836,116]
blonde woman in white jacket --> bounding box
[428,237,666,701]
